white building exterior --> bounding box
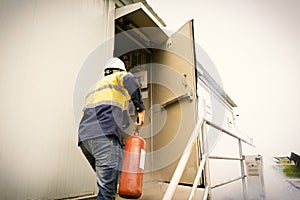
[0,1,245,199]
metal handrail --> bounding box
[162,118,253,200]
[204,119,252,199]
[188,156,207,200]
[211,175,246,189]
[162,119,204,200]
[205,120,253,146]
[209,155,243,161]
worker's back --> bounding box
[78,71,131,146]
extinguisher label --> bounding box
[139,149,146,170]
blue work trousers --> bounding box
[80,135,123,200]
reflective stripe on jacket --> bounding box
[84,71,131,110]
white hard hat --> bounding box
[104,57,126,71]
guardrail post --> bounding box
[202,121,212,200]
[238,139,247,199]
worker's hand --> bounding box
[135,110,145,130]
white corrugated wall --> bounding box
[0,0,115,199]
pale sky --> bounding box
[148,0,300,157]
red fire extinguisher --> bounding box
[119,128,146,199]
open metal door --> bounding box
[150,20,200,184]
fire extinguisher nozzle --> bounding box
[134,129,139,136]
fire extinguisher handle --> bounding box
[134,129,140,136]
[135,117,139,134]
[134,117,140,136]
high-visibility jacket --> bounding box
[84,71,131,110]
[78,71,145,145]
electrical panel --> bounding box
[121,49,150,71]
